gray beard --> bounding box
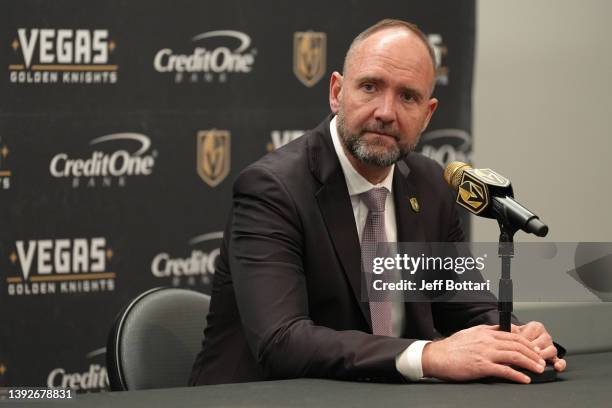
[336,110,418,168]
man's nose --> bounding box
[374,92,396,124]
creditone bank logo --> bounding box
[6,237,116,296]
[9,28,118,85]
[418,129,472,169]
[266,130,304,152]
[151,231,222,287]
[0,136,11,190]
[153,30,257,84]
[47,347,109,392]
[49,133,157,188]
[427,34,449,86]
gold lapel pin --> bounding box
[409,197,420,213]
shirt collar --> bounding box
[330,115,394,197]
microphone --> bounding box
[443,161,548,237]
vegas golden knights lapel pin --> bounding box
[409,197,420,213]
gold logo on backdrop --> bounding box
[293,31,326,87]
[0,140,11,185]
[197,130,230,187]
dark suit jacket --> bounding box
[190,115,503,386]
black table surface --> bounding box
[19,352,612,407]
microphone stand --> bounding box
[497,225,514,333]
[496,220,557,383]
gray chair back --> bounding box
[107,287,210,390]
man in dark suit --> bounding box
[190,19,565,386]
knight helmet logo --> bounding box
[197,130,230,187]
[456,171,490,215]
[293,31,326,87]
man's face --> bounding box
[329,28,438,167]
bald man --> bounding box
[190,19,565,386]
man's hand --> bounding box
[421,325,546,384]
[512,321,566,373]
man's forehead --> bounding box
[346,28,435,79]
[364,28,417,50]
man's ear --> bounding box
[329,72,343,113]
[421,97,439,132]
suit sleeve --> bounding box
[230,164,412,382]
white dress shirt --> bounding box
[329,116,430,381]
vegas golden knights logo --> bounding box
[456,173,489,214]
[197,130,230,187]
[293,31,326,87]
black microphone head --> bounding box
[526,218,549,237]
[443,161,473,190]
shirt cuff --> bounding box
[395,340,431,381]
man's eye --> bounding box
[361,83,375,92]
[401,92,415,102]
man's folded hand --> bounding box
[422,324,547,384]
[512,321,566,372]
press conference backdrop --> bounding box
[0,0,475,391]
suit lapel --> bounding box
[316,176,371,327]
[393,160,427,243]
[393,160,434,338]
[310,117,372,329]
